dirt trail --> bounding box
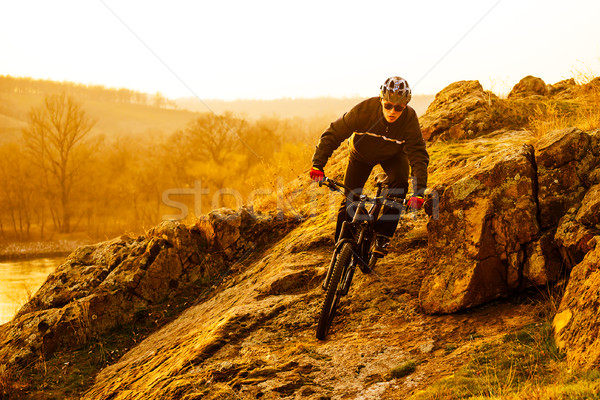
[82,213,542,399]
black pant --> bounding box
[335,153,409,241]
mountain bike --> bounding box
[316,175,407,340]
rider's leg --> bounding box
[375,153,410,237]
[335,155,373,241]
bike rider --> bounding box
[309,76,429,256]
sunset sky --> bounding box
[1,0,599,101]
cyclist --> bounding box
[309,76,429,256]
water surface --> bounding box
[0,257,64,325]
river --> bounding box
[0,257,64,325]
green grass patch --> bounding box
[408,322,600,399]
[388,360,418,380]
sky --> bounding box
[1,0,599,101]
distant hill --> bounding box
[0,76,434,143]
[0,76,202,142]
[176,94,434,119]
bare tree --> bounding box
[183,112,245,166]
[22,93,96,233]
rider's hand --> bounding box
[407,196,424,210]
[309,167,325,182]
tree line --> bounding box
[0,93,326,241]
[0,75,176,109]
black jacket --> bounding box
[312,97,429,192]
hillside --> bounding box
[1,75,600,399]
[0,84,196,142]
[0,76,434,142]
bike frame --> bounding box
[316,176,408,340]
[319,178,389,292]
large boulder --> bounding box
[420,128,599,313]
[553,243,600,370]
[535,128,598,230]
[419,142,556,313]
[420,80,496,141]
[508,75,548,98]
[547,78,578,99]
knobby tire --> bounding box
[316,243,353,340]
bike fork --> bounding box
[340,264,356,296]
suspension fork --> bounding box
[339,226,367,296]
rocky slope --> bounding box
[1,76,599,399]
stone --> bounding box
[508,76,548,98]
[420,143,542,313]
[555,184,600,268]
[419,80,496,141]
[522,231,562,287]
[553,245,600,370]
[547,78,578,99]
[534,128,596,229]
[209,208,243,253]
[575,184,600,227]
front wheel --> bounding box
[316,243,353,340]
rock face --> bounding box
[553,244,600,370]
[420,142,547,313]
[535,127,597,230]
[420,128,599,314]
[420,80,495,141]
[0,208,292,372]
[508,75,548,98]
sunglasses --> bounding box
[383,102,406,112]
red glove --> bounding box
[309,167,324,182]
[407,196,424,210]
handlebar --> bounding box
[318,177,348,193]
[318,176,407,208]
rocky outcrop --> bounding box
[554,185,600,268]
[547,78,578,99]
[535,127,597,230]
[553,243,600,370]
[420,128,599,314]
[419,77,596,142]
[419,80,496,141]
[420,139,547,313]
[508,75,548,98]
[0,208,293,371]
[547,130,600,369]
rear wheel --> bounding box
[316,243,353,340]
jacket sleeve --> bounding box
[311,107,360,169]
[404,110,429,195]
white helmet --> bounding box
[380,76,412,104]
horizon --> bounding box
[2,73,439,102]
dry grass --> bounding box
[528,100,600,137]
[527,72,600,136]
